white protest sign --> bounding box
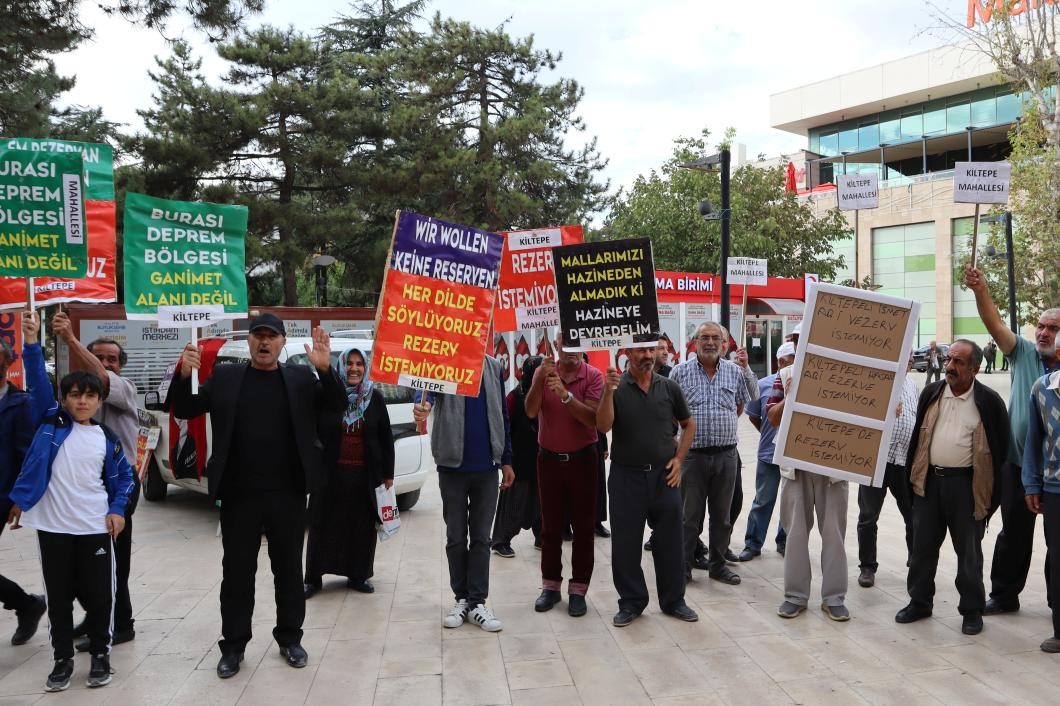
[953,161,1011,204]
[157,305,225,329]
[771,282,920,488]
[837,172,879,211]
[726,257,768,286]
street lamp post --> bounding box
[984,212,1018,333]
[682,148,732,331]
[311,254,337,307]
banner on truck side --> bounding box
[772,282,920,488]
[122,193,249,323]
[494,225,583,332]
[371,210,503,397]
[552,238,659,352]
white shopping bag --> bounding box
[375,484,401,541]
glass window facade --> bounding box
[828,231,856,285]
[872,222,936,347]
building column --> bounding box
[934,218,954,344]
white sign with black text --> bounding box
[953,161,1011,204]
[726,257,768,286]
[837,172,879,211]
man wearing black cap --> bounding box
[171,313,346,678]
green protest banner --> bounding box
[123,192,249,324]
[3,138,114,201]
[0,146,86,278]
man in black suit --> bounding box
[171,313,345,678]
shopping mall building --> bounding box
[770,40,1053,347]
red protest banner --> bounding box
[494,225,582,333]
[0,310,24,388]
[371,211,503,397]
[0,200,116,309]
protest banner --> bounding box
[552,238,658,352]
[371,210,503,396]
[0,146,86,280]
[772,282,920,487]
[4,138,114,201]
[836,172,879,211]
[494,225,583,332]
[727,257,768,346]
[122,193,249,323]
[0,310,23,388]
[953,161,1011,267]
[134,409,161,482]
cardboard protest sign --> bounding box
[953,161,1010,204]
[371,211,503,396]
[0,147,86,278]
[494,225,582,332]
[0,200,116,309]
[726,257,768,286]
[772,282,920,487]
[123,193,249,324]
[837,172,879,211]
[552,238,658,351]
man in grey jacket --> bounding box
[413,356,514,632]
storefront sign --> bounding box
[494,225,582,332]
[552,238,659,351]
[953,161,1011,204]
[371,211,503,396]
[0,147,86,278]
[123,193,249,322]
[837,173,879,211]
[772,282,920,487]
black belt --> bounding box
[539,444,595,463]
[689,444,736,455]
[930,465,973,477]
[613,461,665,472]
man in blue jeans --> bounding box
[414,356,514,633]
[738,341,794,561]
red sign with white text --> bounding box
[494,225,582,333]
[0,311,24,388]
[0,200,117,309]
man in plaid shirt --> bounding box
[856,351,919,588]
[669,322,752,585]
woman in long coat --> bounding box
[305,347,394,597]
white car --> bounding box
[142,332,430,511]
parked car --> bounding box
[142,331,430,511]
[911,343,950,372]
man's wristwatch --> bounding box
[561,391,574,405]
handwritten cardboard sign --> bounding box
[773,282,920,487]
[837,172,879,211]
[494,225,582,332]
[552,238,659,351]
[953,161,1010,204]
[371,211,503,396]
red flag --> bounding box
[785,162,798,194]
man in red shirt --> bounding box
[525,334,603,617]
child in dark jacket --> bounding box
[7,312,134,692]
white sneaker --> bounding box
[443,599,468,628]
[467,603,503,632]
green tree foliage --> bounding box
[605,131,848,279]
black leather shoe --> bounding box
[76,627,134,653]
[348,579,375,594]
[563,528,574,542]
[303,581,321,600]
[613,609,639,627]
[664,604,699,622]
[895,604,932,623]
[11,594,46,646]
[534,589,562,613]
[983,598,1019,615]
[777,544,786,557]
[279,643,309,668]
[643,538,653,552]
[216,653,243,679]
[724,549,740,564]
[962,613,984,635]
[594,523,611,538]
[737,548,760,562]
[858,568,875,588]
[568,594,587,617]
[709,567,741,585]
[692,555,711,571]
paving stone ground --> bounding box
[0,372,1054,704]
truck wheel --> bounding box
[143,459,168,502]
[396,489,420,512]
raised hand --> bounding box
[305,326,332,372]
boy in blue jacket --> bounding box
[7,312,134,692]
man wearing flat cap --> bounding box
[171,313,346,678]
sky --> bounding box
[52,0,970,198]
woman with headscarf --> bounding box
[304,347,394,597]
[491,355,544,558]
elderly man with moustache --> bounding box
[895,339,1009,635]
[597,335,697,627]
